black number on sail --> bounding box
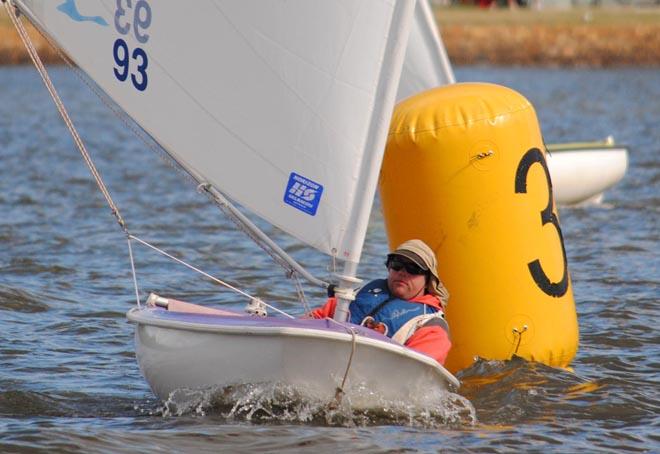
[515,148,569,297]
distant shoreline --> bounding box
[1,7,659,67]
[440,23,660,67]
[438,7,660,67]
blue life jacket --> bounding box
[349,279,438,339]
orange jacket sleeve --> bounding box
[308,297,337,319]
[404,325,452,365]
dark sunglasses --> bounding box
[386,258,427,276]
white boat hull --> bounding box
[127,307,459,409]
[546,143,628,206]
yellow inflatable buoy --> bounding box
[380,83,578,373]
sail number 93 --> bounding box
[112,0,152,91]
[514,148,569,298]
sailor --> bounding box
[309,239,451,365]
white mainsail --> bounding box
[399,0,454,101]
[14,0,415,267]
[8,1,462,399]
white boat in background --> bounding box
[403,1,628,205]
[546,137,629,206]
[7,0,459,407]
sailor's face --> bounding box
[387,261,427,300]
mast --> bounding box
[202,184,327,289]
[417,0,455,84]
[398,0,455,102]
[332,0,417,322]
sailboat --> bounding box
[545,137,628,205]
[403,0,628,206]
[7,0,459,407]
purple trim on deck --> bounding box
[138,307,395,343]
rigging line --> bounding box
[338,329,357,392]
[25,9,308,292]
[291,271,310,313]
[202,186,295,274]
[128,234,295,319]
[12,3,326,298]
[126,236,141,308]
[201,184,328,289]
[128,235,253,300]
[36,26,200,191]
[324,318,358,408]
[4,1,127,233]
[26,13,326,295]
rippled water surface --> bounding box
[1,66,658,452]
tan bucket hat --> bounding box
[388,239,450,306]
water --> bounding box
[0,65,658,452]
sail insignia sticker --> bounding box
[57,0,108,26]
[284,173,323,216]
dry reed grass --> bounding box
[1,6,659,67]
[0,16,59,64]
[442,23,660,66]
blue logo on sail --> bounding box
[57,0,108,26]
[284,172,323,216]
